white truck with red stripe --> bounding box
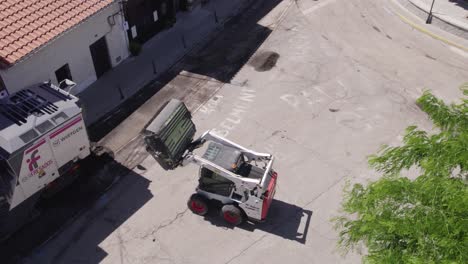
[0,82,91,239]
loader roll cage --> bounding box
[182,130,274,193]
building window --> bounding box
[55,64,73,85]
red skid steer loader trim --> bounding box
[261,172,277,220]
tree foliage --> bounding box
[334,86,468,263]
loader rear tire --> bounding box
[221,205,244,226]
[187,194,208,216]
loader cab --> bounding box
[197,141,271,199]
[198,142,241,197]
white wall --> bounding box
[0,2,130,94]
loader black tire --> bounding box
[187,194,208,216]
[221,205,244,226]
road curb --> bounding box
[408,0,468,32]
[396,11,468,52]
[394,0,468,40]
[388,0,468,52]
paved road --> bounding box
[25,0,468,263]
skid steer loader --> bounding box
[143,99,278,225]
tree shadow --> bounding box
[448,0,468,11]
[203,199,313,244]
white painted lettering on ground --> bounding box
[280,94,300,108]
[213,88,256,137]
[280,81,349,109]
[199,95,224,115]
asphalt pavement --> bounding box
[23,0,468,263]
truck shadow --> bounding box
[203,199,313,244]
[0,157,153,264]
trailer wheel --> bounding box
[187,194,208,216]
[221,205,244,226]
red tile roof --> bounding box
[0,0,113,67]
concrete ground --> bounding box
[25,0,468,263]
[78,0,250,127]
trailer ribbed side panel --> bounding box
[143,99,196,170]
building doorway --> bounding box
[124,0,175,43]
[89,37,112,78]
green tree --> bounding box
[334,86,468,264]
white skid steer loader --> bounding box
[142,99,278,225]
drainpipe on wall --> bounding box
[118,0,131,53]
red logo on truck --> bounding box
[27,150,41,172]
[26,148,53,178]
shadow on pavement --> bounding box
[0,157,153,264]
[203,199,313,244]
[448,0,468,10]
[1,0,286,262]
[87,0,281,142]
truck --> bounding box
[0,82,94,239]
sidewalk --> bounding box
[398,0,468,39]
[77,0,249,126]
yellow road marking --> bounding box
[396,12,468,52]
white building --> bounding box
[0,0,130,96]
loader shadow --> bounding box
[204,199,312,244]
[0,157,153,264]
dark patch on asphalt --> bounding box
[386,34,392,40]
[406,46,412,49]
[425,54,437,60]
[136,164,147,171]
[372,26,381,33]
[249,51,280,72]
[329,108,340,112]
[321,35,329,40]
